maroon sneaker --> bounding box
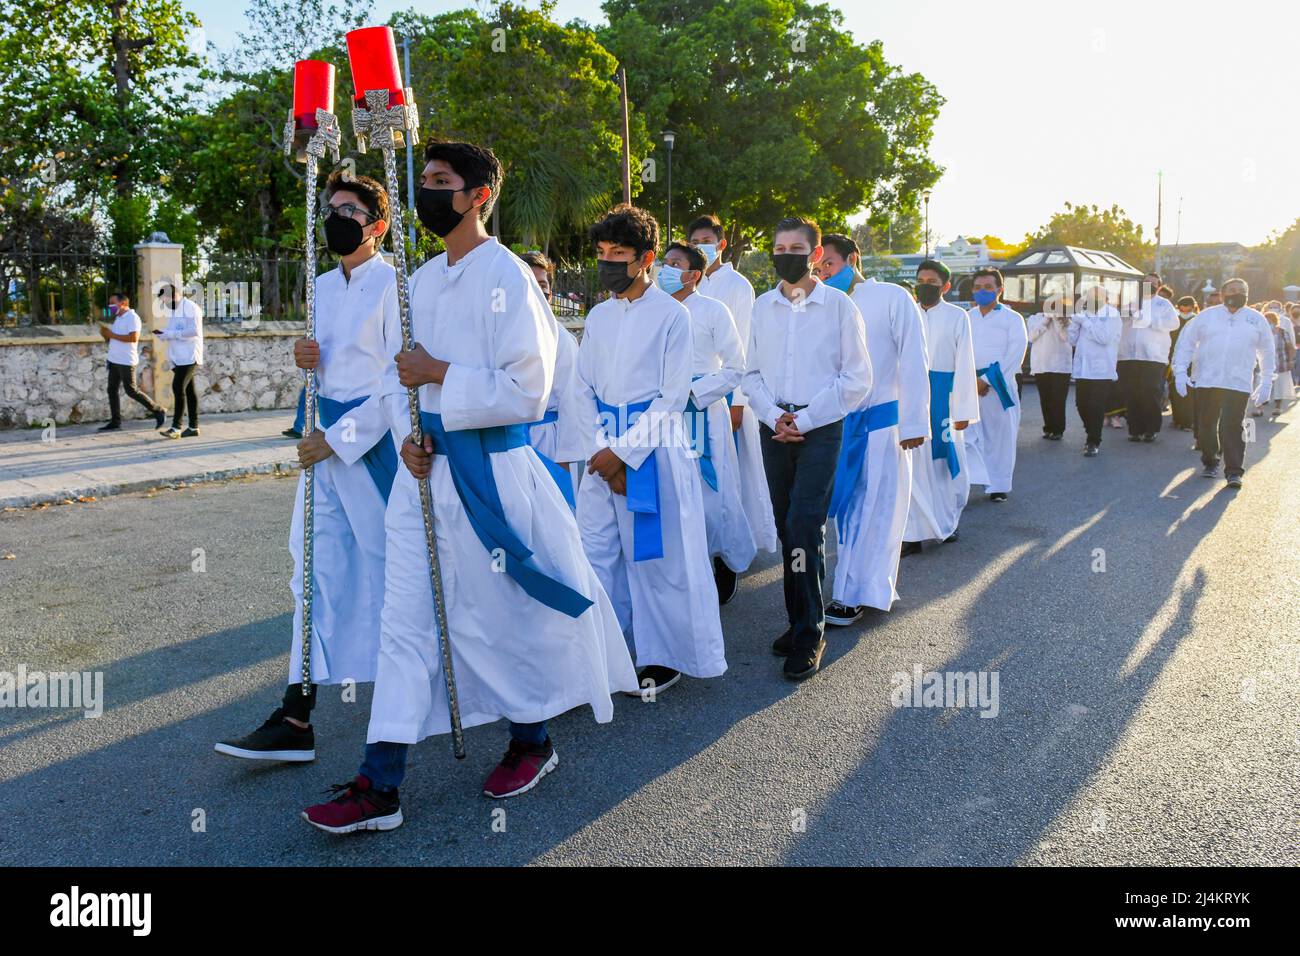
[482,738,559,799]
[301,775,402,834]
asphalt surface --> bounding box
[1,389,1297,866]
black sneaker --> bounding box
[1142,434,1156,443]
[214,707,316,762]
[1046,433,1063,441]
[1083,444,1099,457]
[181,427,200,438]
[160,426,183,439]
[989,492,1008,503]
[1202,464,1220,479]
[943,529,960,544]
[98,422,122,432]
[1225,475,1243,489]
[771,628,794,657]
[282,428,303,439]
[153,409,166,428]
[627,665,681,697]
[900,541,923,558]
[783,640,826,681]
[1127,435,1142,442]
[824,601,864,627]
[713,558,738,606]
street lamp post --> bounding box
[663,129,675,242]
[922,189,932,258]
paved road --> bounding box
[1,391,1297,866]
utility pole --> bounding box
[1154,170,1163,274]
[618,66,631,204]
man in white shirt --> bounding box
[964,268,1027,501]
[1171,277,1276,488]
[657,240,755,603]
[742,216,871,680]
[1026,307,1072,441]
[217,173,399,765]
[690,214,778,560]
[824,273,928,626]
[98,292,165,431]
[1068,285,1124,456]
[904,259,979,550]
[155,286,205,438]
[1118,273,1181,443]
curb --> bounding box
[0,460,302,511]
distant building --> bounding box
[1158,243,1269,300]
[860,236,1006,292]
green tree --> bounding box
[1019,202,1153,270]
[599,0,943,259]
[1254,217,1300,295]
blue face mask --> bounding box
[697,243,719,266]
[823,265,854,292]
[656,265,686,295]
[973,289,999,307]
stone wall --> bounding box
[0,322,305,429]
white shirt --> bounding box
[743,279,872,433]
[968,303,1028,394]
[1068,306,1123,380]
[850,278,930,441]
[107,308,142,366]
[158,297,205,367]
[1172,305,1276,397]
[1119,294,1180,362]
[682,291,745,409]
[698,262,756,407]
[1025,312,1073,374]
[921,300,980,425]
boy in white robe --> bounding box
[658,240,756,602]
[964,268,1028,502]
[577,204,726,696]
[904,259,980,549]
[824,253,930,625]
[217,174,399,764]
[690,214,779,559]
[303,143,635,835]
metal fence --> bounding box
[0,250,138,327]
[188,250,319,324]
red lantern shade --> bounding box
[292,60,335,130]
[345,26,405,107]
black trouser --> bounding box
[1119,359,1166,437]
[760,418,843,648]
[1194,387,1249,477]
[106,361,160,423]
[1035,372,1071,436]
[1169,377,1196,429]
[1074,378,1110,446]
[170,363,199,428]
[281,682,318,723]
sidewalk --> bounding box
[0,410,301,510]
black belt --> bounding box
[776,402,808,413]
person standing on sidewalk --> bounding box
[1171,277,1275,489]
[98,292,165,432]
[155,284,205,439]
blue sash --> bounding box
[686,376,717,492]
[976,361,1016,410]
[927,370,961,480]
[316,394,398,502]
[418,411,593,619]
[595,398,663,562]
[829,400,900,543]
[524,409,576,509]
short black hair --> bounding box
[821,233,859,260]
[325,171,391,224]
[1176,295,1197,309]
[916,258,951,283]
[774,216,820,249]
[664,241,706,273]
[519,250,554,277]
[423,140,503,222]
[973,267,1004,288]
[686,214,724,242]
[108,291,129,305]
[589,204,660,256]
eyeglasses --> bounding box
[318,202,375,224]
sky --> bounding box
[185,0,1300,248]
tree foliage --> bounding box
[1019,202,1153,271]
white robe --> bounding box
[525,314,585,504]
[575,283,726,678]
[288,254,397,687]
[698,262,778,553]
[684,290,756,572]
[831,279,930,611]
[905,300,980,543]
[965,304,1027,495]
[366,238,636,744]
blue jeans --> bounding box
[359,721,548,791]
[292,386,306,432]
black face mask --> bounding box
[324,213,365,256]
[916,283,944,307]
[771,253,810,284]
[1224,293,1248,310]
[416,186,469,238]
[597,259,639,295]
